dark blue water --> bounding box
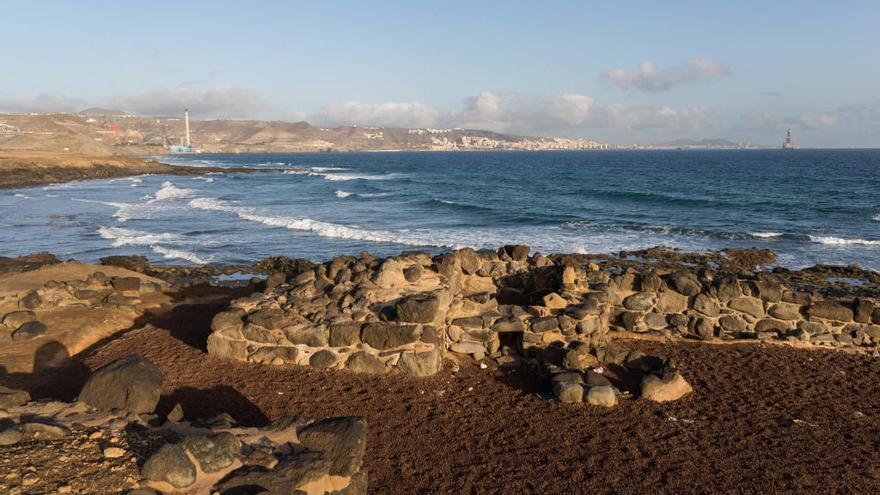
[3,150,879,270]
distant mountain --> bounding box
[0,112,607,154]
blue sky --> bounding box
[1,1,878,146]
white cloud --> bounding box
[0,93,87,113]
[309,90,710,139]
[312,101,441,128]
[110,86,271,119]
[602,59,729,91]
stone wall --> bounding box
[206,246,880,377]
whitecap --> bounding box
[335,190,353,198]
[809,236,880,246]
[873,213,880,222]
[312,171,403,181]
[97,226,182,246]
[154,181,198,201]
[151,245,211,265]
[311,167,349,172]
[13,193,30,199]
[193,176,215,182]
[751,232,783,239]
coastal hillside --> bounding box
[0,111,604,154]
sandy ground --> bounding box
[4,293,879,494]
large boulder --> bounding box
[361,323,419,349]
[623,292,656,312]
[345,352,388,374]
[396,293,441,324]
[298,417,367,477]
[77,356,163,414]
[142,444,197,489]
[808,301,854,322]
[670,271,701,297]
[396,347,442,377]
[729,296,765,318]
[12,321,48,341]
[641,371,693,402]
[180,433,241,473]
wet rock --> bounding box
[361,322,419,349]
[641,371,693,402]
[142,444,197,489]
[77,355,163,414]
[345,351,388,374]
[623,292,656,312]
[808,301,854,322]
[729,296,765,318]
[586,385,617,407]
[397,347,442,377]
[12,320,47,341]
[181,432,241,473]
[554,381,583,403]
[309,350,338,368]
[298,416,367,476]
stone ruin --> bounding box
[0,356,367,495]
[206,245,880,402]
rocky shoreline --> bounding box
[0,246,879,493]
[0,151,293,189]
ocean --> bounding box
[3,150,880,271]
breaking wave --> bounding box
[750,232,784,239]
[313,171,403,181]
[97,226,210,264]
[809,236,880,247]
[154,181,198,201]
[873,213,880,221]
[335,190,390,199]
[335,190,353,198]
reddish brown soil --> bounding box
[5,301,880,494]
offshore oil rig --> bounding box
[167,108,194,153]
[782,128,795,150]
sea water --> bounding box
[2,150,879,271]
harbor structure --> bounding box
[167,108,194,153]
[782,129,795,150]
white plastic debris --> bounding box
[592,366,605,374]
[479,363,488,369]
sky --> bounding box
[1,1,878,147]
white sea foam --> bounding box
[13,193,30,199]
[154,181,198,201]
[809,236,880,246]
[311,167,349,172]
[72,198,138,221]
[193,176,215,182]
[97,226,182,246]
[45,194,59,198]
[335,190,353,198]
[873,213,880,221]
[151,245,211,264]
[97,226,209,264]
[312,171,403,181]
[335,190,389,199]
[751,232,783,238]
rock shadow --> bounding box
[157,385,269,427]
[0,340,91,401]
